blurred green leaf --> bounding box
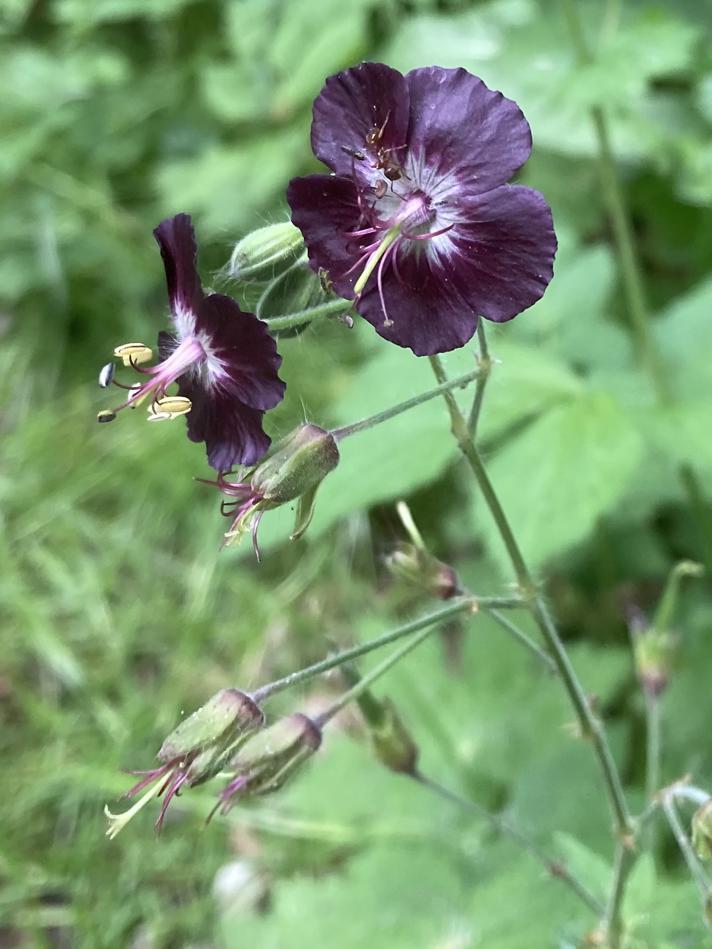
[481,391,643,569]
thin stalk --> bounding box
[561,0,668,402]
[644,689,661,803]
[428,354,632,835]
[252,597,482,703]
[314,622,437,727]
[265,297,352,331]
[414,772,604,916]
[487,608,556,674]
[602,842,636,947]
[661,793,712,900]
[468,322,492,437]
[332,368,481,440]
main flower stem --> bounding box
[428,354,632,834]
[468,321,492,437]
[413,772,604,916]
[561,0,668,403]
[332,368,482,440]
[265,297,352,331]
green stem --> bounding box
[314,622,437,727]
[644,689,661,803]
[487,608,557,674]
[414,772,604,916]
[332,368,482,440]
[468,322,492,437]
[602,843,636,948]
[264,297,352,331]
[428,354,632,835]
[561,0,668,402]
[252,597,483,703]
[661,793,712,901]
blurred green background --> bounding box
[3,0,712,945]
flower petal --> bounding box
[287,173,363,296]
[405,67,532,197]
[354,244,479,356]
[288,174,477,355]
[311,62,410,178]
[153,213,203,332]
[196,294,285,412]
[178,377,272,470]
[448,184,557,323]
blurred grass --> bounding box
[3,0,712,946]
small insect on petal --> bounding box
[114,343,153,367]
[97,410,117,423]
[98,362,116,388]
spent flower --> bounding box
[199,423,340,555]
[288,63,556,355]
[216,713,322,815]
[97,213,285,469]
[105,689,264,838]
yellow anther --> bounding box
[147,396,192,421]
[97,410,117,423]
[114,342,153,367]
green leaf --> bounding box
[656,276,712,401]
[480,392,643,569]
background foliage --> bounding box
[2,0,712,945]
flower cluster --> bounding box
[288,63,556,355]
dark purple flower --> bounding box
[97,214,285,469]
[287,63,556,356]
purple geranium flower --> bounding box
[97,213,285,470]
[287,63,557,356]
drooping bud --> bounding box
[104,689,264,839]
[385,542,460,600]
[229,222,305,281]
[340,663,419,775]
[252,424,339,505]
[218,713,322,812]
[692,799,712,860]
[220,424,340,550]
[158,688,264,772]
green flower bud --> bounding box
[158,688,264,765]
[219,714,322,812]
[252,424,340,505]
[368,698,419,775]
[229,222,305,281]
[386,542,460,600]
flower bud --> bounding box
[368,698,419,775]
[385,542,460,600]
[219,713,322,812]
[229,222,305,281]
[156,689,264,761]
[633,628,677,697]
[252,424,339,505]
[692,799,712,860]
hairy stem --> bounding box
[644,690,661,803]
[332,368,482,441]
[265,297,352,331]
[413,772,604,916]
[561,0,668,402]
[487,608,557,674]
[468,321,492,437]
[428,355,632,829]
